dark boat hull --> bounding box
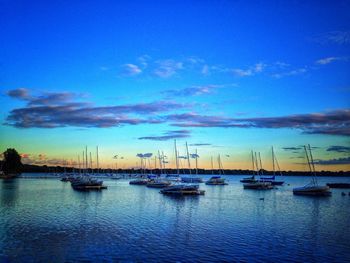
[326,183,350,189]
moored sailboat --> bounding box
[293,145,331,196]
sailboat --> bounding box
[240,151,258,183]
[293,145,331,196]
[243,151,273,190]
[181,143,203,183]
[259,147,284,186]
[205,154,228,185]
[161,140,205,195]
[70,146,106,190]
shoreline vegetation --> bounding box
[8,163,350,177]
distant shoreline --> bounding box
[18,164,350,177]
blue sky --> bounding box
[0,0,349,170]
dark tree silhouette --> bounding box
[2,148,23,175]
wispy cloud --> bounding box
[154,59,183,78]
[326,145,350,153]
[231,62,266,77]
[282,147,302,151]
[167,109,350,136]
[138,130,191,141]
[311,31,350,45]
[122,64,142,76]
[271,67,307,78]
[315,56,346,65]
[313,157,350,165]
[163,85,219,97]
[189,143,212,146]
[136,153,153,158]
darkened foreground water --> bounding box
[1,174,350,262]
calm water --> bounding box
[1,174,350,262]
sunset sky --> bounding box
[0,0,349,171]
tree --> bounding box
[2,148,23,175]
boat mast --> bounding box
[254,152,260,176]
[303,145,315,185]
[308,144,318,186]
[174,140,179,175]
[85,146,88,174]
[195,149,198,175]
[258,152,263,175]
[96,146,99,174]
[211,156,214,175]
[158,150,162,175]
[78,155,81,174]
[251,150,255,177]
[186,142,192,175]
[89,152,92,173]
[272,146,275,176]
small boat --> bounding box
[260,176,284,186]
[71,176,106,190]
[146,179,172,188]
[293,145,331,197]
[326,183,350,189]
[240,175,257,183]
[129,178,149,185]
[205,176,228,185]
[243,181,273,190]
[293,184,331,196]
[111,174,122,180]
[160,184,205,195]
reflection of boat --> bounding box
[326,183,350,189]
[205,176,227,185]
[244,181,273,190]
[293,145,331,196]
[160,184,205,195]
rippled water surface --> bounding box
[1,174,350,262]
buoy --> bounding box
[259,198,264,201]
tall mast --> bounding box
[90,152,93,173]
[308,144,318,185]
[254,152,259,176]
[272,146,275,176]
[211,156,214,175]
[186,142,191,175]
[78,155,81,174]
[195,149,198,175]
[251,150,255,176]
[303,145,314,184]
[258,152,263,175]
[85,146,89,173]
[96,146,99,174]
[174,140,179,175]
[158,150,162,175]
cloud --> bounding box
[138,130,191,141]
[154,59,183,78]
[167,109,350,136]
[282,147,302,151]
[231,62,266,77]
[315,57,345,65]
[7,88,31,100]
[311,31,350,45]
[201,65,209,75]
[313,157,350,165]
[190,153,199,158]
[136,153,153,158]
[5,89,188,128]
[189,143,211,146]
[326,145,350,153]
[163,85,219,97]
[271,67,307,78]
[122,64,142,76]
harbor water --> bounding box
[1,174,350,262]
